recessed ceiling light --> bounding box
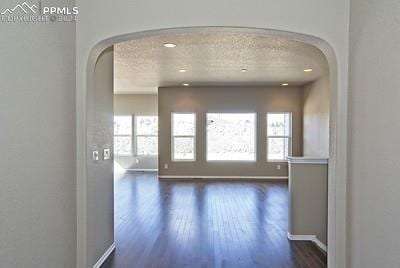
[179,69,187,73]
[281,83,289,86]
[241,68,248,72]
[304,68,313,72]
[163,43,176,48]
[183,83,189,86]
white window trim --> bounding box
[266,112,292,162]
[114,115,133,156]
[206,112,257,162]
[171,112,196,162]
[134,115,158,156]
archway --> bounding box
[82,26,343,268]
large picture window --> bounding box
[135,115,158,156]
[207,113,256,161]
[114,116,132,156]
[172,113,196,161]
[267,113,292,161]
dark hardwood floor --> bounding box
[103,172,326,268]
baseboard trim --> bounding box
[287,232,327,252]
[313,238,327,252]
[93,242,116,268]
[158,175,288,180]
[126,169,158,172]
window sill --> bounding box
[206,160,257,163]
[267,159,289,163]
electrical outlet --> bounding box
[103,148,110,160]
[164,163,168,169]
[277,164,281,170]
[92,151,99,161]
[135,159,140,164]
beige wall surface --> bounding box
[158,86,303,177]
[348,0,400,267]
[303,75,330,157]
[87,47,114,266]
[289,162,328,245]
[0,0,76,266]
[113,94,158,170]
[114,94,158,115]
[0,0,353,266]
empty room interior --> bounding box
[92,30,331,267]
[4,1,400,268]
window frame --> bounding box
[113,115,133,156]
[134,115,158,156]
[206,112,257,162]
[266,112,292,162]
[171,112,196,162]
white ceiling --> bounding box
[114,31,329,94]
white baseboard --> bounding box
[93,242,116,268]
[158,175,288,180]
[313,238,327,252]
[287,233,316,241]
[287,232,327,252]
[126,169,158,172]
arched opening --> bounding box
[83,27,341,268]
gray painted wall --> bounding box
[113,94,158,170]
[303,75,330,157]
[158,86,303,177]
[87,47,114,266]
[289,162,328,245]
[0,1,76,266]
[348,0,400,267]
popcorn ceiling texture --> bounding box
[114,31,329,94]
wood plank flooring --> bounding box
[102,172,326,268]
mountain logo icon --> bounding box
[1,2,38,15]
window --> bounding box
[267,113,292,161]
[172,113,196,161]
[207,113,256,161]
[135,115,158,156]
[114,116,132,155]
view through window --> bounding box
[114,116,132,155]
[207,113,256,161]
[172,113,196,161]
[135,115,158,155]
[267,113,292,161]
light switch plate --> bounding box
[103,148,111,160]
[93,151,99,161]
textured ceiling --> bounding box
[114,31,329,94]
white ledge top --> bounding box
[287,157,329,164]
